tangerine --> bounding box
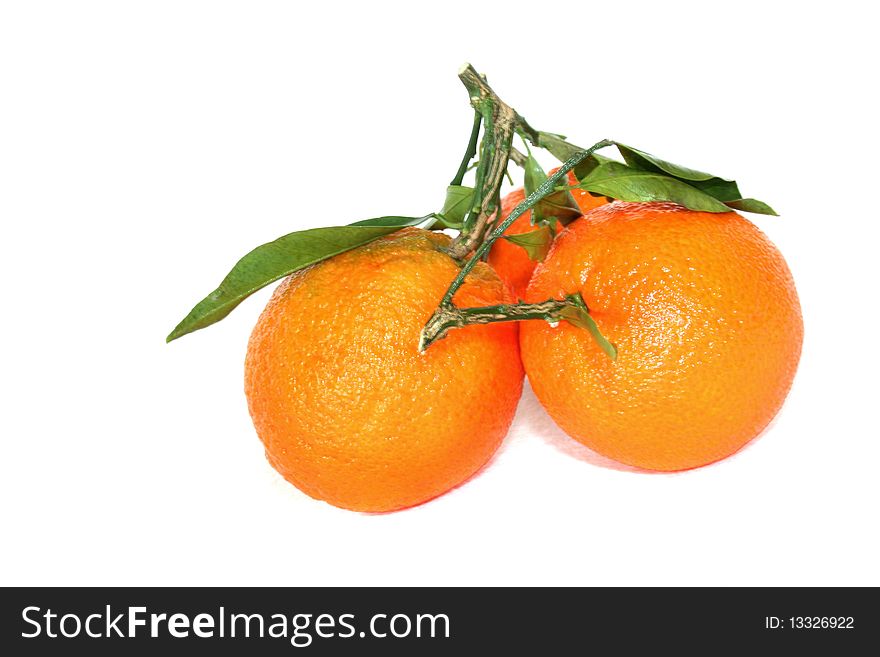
[520,202,803,471]
[245,227,524,512]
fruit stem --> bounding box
[420,140,617,357]
[450,110,482,187]
[420,297,571,351]
[419,292,617,361]
[446,65,517,260]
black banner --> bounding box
[1,587,875,654]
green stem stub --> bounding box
[418,292,617,360]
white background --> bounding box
[2,1,878,587]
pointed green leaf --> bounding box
[559,293,617,361]
[537,131,585,162]
[167,215,433,342]
[523,151,582,226]
[616,143,755,205]
[440,185,474,227]
[503,224,554,262]
[523,151,546,198]
[615,143,724,182]
[724,198,778,216]
[577,162,732,213]
[610,144,778,213]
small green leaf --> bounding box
[167,215,432,342]
[440,185,475,227]
[523,152,545,197]
[523,151,582,226]
[578,162,732,213]
[724,198,778,216]
[559,293,617,361]
[503,224,554,262]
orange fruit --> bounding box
[488,169,608,299]
[520,202,803,471]
[245,227,524,512]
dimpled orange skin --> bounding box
[488,169,608,299]
[245,227,524,512]
[520,202,803,471]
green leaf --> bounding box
[610,144,779,214]
[536,131,583,162]
[577,162,732,213]
[523,152,545,197]
[439,185,474,227]
[615,143,724,181]
[503,224,554,262]
[574,152,617,181]
[536,132,615,181]
[523,151,582,226]
[724,198,778,216]
[167,215,432,342]
[559,293,617,361]
[616,143,747,203]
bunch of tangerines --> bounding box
[169,65,802,513]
